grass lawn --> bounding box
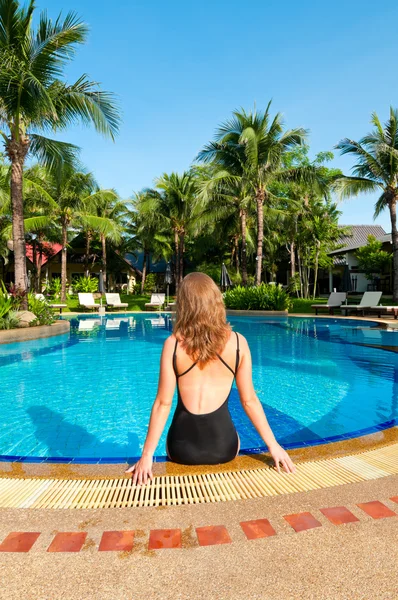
[290,297,326,313]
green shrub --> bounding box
[0,281,13,318]
[28,294,55,326]
[72,276,99,293]
[0,310,19,330]
[47,277,63,299]
[223,283,292,311]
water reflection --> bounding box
[69,313,173,341]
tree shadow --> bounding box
[26,406,140,460]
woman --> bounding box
[126,272,296,484]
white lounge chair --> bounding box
[340,292,383,316]
[105,293,128,309]
[368,305,398,320]
[311,293,347,315]
[78,293,99,311]
[145,293,165,311]
[35,293,67,314]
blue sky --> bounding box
[46,0,398,232]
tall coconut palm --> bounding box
[129,193,172,293]
[0,0,120,304]
[139,172,198,291]
[198,103,320,285]
[335,108,398,300]
[23,164,122,301]
[84,190,126,290]
[195,164,253,285]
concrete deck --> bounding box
[1,473,397,599]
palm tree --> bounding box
[335,107,398,301]
[129,193,172,293]
[197,103,319,285]
[85,191,125,290]
[0,0,120,304]
[139,172,198,291]
[23,164,122,301]
[195,164,253,285]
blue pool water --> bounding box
[1,314,398,463]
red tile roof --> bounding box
[25,242,63,266]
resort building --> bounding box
[327,225,392,294]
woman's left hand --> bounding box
[125,453,154,485]
[268,443,296,474]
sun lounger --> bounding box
[35,293,67,314]
[78,293,99,311]
[311,293,347,315]
[368,306,398,320]
[105,293,128,309]
[340,292,382,316]
[145,293,165,311]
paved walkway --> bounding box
[1,473,397,599]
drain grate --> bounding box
[0,444,397,509]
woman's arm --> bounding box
[235,334,296,474]
[125,335,176,484]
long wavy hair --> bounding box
[173,272,231,366]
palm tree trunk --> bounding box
[313,242,320,300]
[85,231,92,277]
[61,222,68,302]
[7,138,30,308]
[290,240,296,278]
[255,189,265,286]
[174,229,180,292]
[140,249,148,294]
[32,238,37,292]
[37,251,42,293]
[240,209,248,286]
[101,234,107,291]
[234,234,239,274]
[390,197,398,302]
[179,231,185,284]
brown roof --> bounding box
[329,225,389,255]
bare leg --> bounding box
[235,433,240,458]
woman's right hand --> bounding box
[125,453,154,485]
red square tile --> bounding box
[47,532,87,553]
[148,529,181,550]
[195,525,232,546]
[240,519,276,540]
[0,532,40,553]
[356,501,396,519]
[283,512,322,532]
[390,496,398,504]
[99,531,134,552]
[320,506,359,525]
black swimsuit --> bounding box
[166,332,240,465]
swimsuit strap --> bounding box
[173,332,240,379]
[173,338,198,379]
[216,331,240,377]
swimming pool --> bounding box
[1,314,397,463]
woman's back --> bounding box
[172,331,240,415]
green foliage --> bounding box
[72,276,99,293]
[0,281,13,318]
[27,294,55,326]
[287,273,301,294]
[223,283,292,311]
[355,235,392,280]
[142,273,158,293]
[0,310,19,330]
[47,278,62,299]
[7,283,27,310]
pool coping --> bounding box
[0,320,70,345]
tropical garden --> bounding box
[0,0,397,329]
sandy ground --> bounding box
[1,474,397,600]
